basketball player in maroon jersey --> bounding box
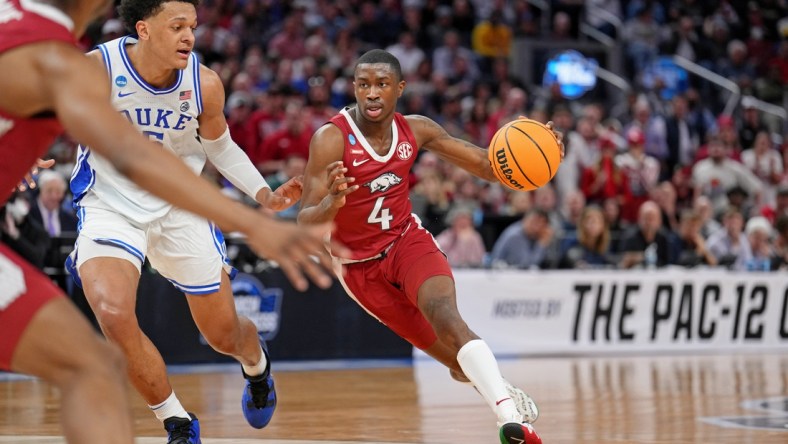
[299,49,561,443]
[0,0,340,441]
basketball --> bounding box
[488,118,562,191]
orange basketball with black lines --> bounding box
[488,119,562,191]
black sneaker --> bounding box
[164,412,201,444]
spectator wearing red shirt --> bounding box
[255,102,313,175]
[580,137,631,205]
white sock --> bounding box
[149,391,190,422]
[456,339,521,425]
[242,345,268,377]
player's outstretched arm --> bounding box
[195,65,299,211]
[405,114,498,182]
[41,43,340,290]
[297,124,358,225]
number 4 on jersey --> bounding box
[368,196,393,230]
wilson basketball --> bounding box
[488,119,562,191]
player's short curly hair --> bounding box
[355,49,403,82]
[118,0,201,33]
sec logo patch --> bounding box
[396,142,413,160]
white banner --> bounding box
[415,268,788,358]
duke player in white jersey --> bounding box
[67,0,292,442]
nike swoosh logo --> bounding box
[352,158,369,166]
[117,91,136,98]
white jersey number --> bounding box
[367,197,393,230]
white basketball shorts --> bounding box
[70,205,235,295]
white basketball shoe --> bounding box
[504,380,539,424]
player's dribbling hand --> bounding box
[325,161,359,209]
[245,216,349,291]
[16,158,55,192]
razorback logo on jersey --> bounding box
[364,173,402,193]
[0,116,14,138]
[0,0,22,24]
[365,172,402,193]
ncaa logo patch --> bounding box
[231,273,283,341]
[396,142,413,160]
[349,134,357,146]
[180,102,190,112]
[114,75,128,87]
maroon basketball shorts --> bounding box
[336,225,454,350]
[0,243,64,370]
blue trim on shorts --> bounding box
[92,238,145,263]
[168,278,221,295]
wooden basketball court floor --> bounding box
[1,352,787,443]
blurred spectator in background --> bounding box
[622,5,665,75]
[744,216,774,271]
[741,130,782,208]
[707,207,753,270]
[617,127,660,223]
[772,214,788,270]
[1,193,49,269]
[471,9,512,71]
[433,30,479,80]
[490,209,555,269]
[671,208,717,268]
[386,31,426,79]
[436,206,487,268]
[580,136,628,205]
[226,91,255,154]
[602,197,626,253]
[620,201,673,269]
[693,195,722,238]
[255,102,312,175]
[558,205,614,269]
[738,97,769,150]
[28,171,77,238]
[692,135,762,215]
[625,99,668,176]
[665,94,701,173]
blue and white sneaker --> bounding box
[241,336,277,428]
[164,413,200,444]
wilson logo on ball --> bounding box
[495,148,524,190]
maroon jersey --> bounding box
[0,0,75,205]
[329,108,419,260]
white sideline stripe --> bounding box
[0,438,419,444]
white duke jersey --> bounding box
[71,36,205,224]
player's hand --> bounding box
[16,158,55,192]
[325,161,359,209]
[261,176,303,211]
[545,121,565,160]
[245,215,349,291]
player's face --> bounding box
[353,64,404,123]
[140,1,197,70]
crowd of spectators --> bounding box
[15,0,788,277]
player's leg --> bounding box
[396,234,534,427]
[153,208,274,429]
[185,273,276,429]
[1,245,132,444]
[79,256,174,401]
[12,297,133,443]
[73,208,197,443]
